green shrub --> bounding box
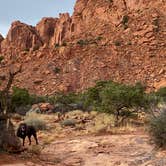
[155,87,166,102]
[30,94,47,104]
[61,119,76,127]
[53,67,61,74]
[114,40,121,46]
[53,92,80,105]
[77,39,89,46]
[149,110,166,148]
[24,112,46,131]
[96,36,103,41]
[62,42,67,46]
[122,15,129,29]
[82,81,147,126]
[12,87,31,107]
[55,43,60,48]
[122,15,129,25]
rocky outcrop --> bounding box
[1,21,43,52]
[36,17,57,46]
[52,13,72,46]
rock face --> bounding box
[1,21,43,52]
[0,0,165,95]
[36,13,72,47]
[52,13,72,46]
[36,17,57,46]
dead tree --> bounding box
[0,63,22,152]
[0,64,22,115]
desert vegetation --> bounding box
[0,71,165,165]
[3,80,165,149]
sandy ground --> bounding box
[0,133,166,166]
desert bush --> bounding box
[82,81,147,126]
[121,15,129,29]
[62,42,67,46]
[114,40,121,46]
[61,119,77,127]
[28,145,42,155]
[53,67,61,74]
[55,43,60,48]
[77,39,89,46]
[12,87,31,108]
[149,110,166,148]
[11,87,47,110]
[96,36,103,41]
[24,112,46,131]
[155,87,166,102]
[53,92,81,106]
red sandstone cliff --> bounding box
[0,0,165,95]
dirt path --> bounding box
[0,133,165,166]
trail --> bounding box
[0,133,165,166]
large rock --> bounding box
[52,13,72,46]
[36,17,57,46]
[1,21,43,51]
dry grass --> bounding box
[24,112,46,131]
[27,145,42,155]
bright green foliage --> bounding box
[82,81,147,125]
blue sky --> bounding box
[0,0,76,37]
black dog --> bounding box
[17,123,38,146]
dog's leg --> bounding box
[23,138,25,146]
[28,135,31,145]
[33,133,38,145]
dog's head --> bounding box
[19,123,27,132]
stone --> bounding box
[1,21,43,51]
